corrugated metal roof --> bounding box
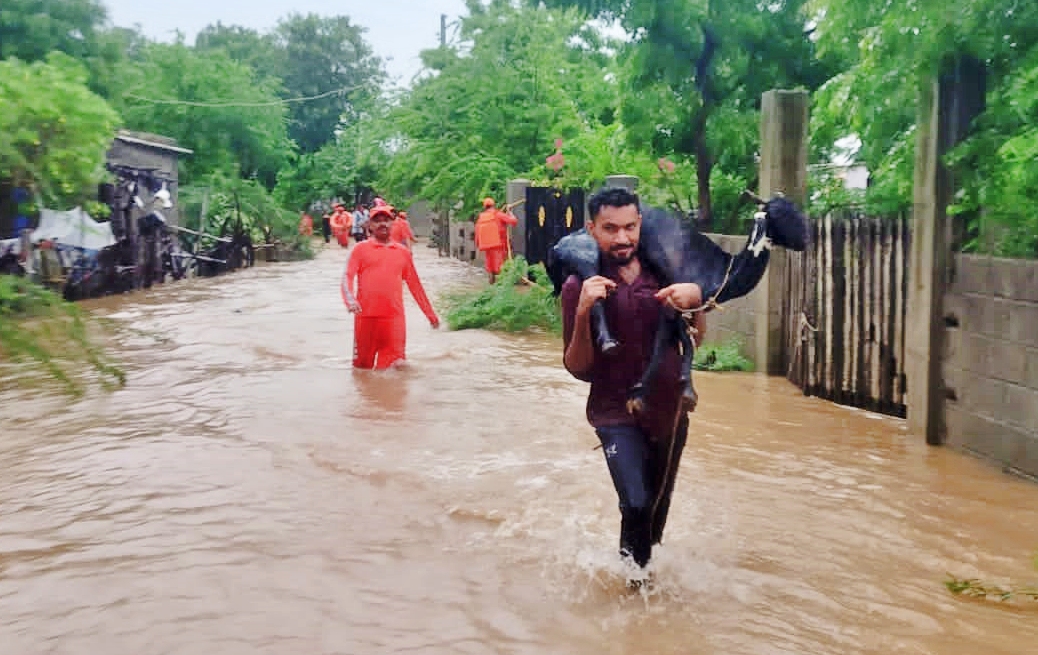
[114,133,194,155]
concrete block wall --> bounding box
[702,233,766,368]
[942,254,1038,478]
[403,200,434,238]
[450,220,481,267]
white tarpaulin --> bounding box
[32,207,116,251]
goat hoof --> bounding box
[680,386,698,413]
[626,385,647,415]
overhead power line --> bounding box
[123,83,372,108]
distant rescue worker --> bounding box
[330,204,353,248]
[298,212,314,237]
[390,210,416,250]
[341,203,440,370]
[474,197,518,283]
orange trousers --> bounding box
[483,247,507,274]
[353,314,406,369]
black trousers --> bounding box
[596,415,689,567]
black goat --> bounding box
[549,193,808,415]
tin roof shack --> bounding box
[105,130,193,228]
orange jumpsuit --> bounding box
[298,213,314,236]
[390,217,415,249]
[342,240,438,369]
[474,208,518,275]
[330,209,352,247]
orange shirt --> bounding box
[475,209,518,250]
[344,240,436,319]
[390,218,415,246]
[330,209,352,234]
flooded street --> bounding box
[1,242,1037,654]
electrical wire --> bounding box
[123,82,373,108]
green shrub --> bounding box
[693,338,754,372]
[444,258,561,334]
[0,276,124,394]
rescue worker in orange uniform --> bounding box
[330,203,353,248]
[298,212,314,237]
[341,203,440,369]
[474,197,518,283]
[390,210,416,250]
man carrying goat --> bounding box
[560,187,706,575]
[557,185,808,578]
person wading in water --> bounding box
[342,203,439,369]
[559,187,705,576]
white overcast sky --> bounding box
[102,0,472,87]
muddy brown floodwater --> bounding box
[1,242,1037,655]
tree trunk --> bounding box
[692,108,713,232]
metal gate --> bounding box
[524,187,585,267]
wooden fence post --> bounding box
[757,89,809,375]
[906,56,986,445]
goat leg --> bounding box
[626,306,672,415]
[677,317,698,413]
[591,298,619,354]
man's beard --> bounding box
[605,246,636,265]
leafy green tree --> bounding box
[375,0,615,216]
[0,0,108,63]
[540,0,835,228]
[112,41,294,187]
[810,0,1038,257]
[0,52,119,207]
[194,22,285,83]
[0,0,136,98]
[273,13,386,154]
[181,170,304,249]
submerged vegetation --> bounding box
[946,552,1038,604]
[0,276,125,395]
[444,258,561,334]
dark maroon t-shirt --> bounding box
[560,259,683,437]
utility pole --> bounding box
[440,14,447,47]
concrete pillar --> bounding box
[755,89,809,375]
[507,179,531,258]
[605,175,639,193]
[906,56,986,445]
